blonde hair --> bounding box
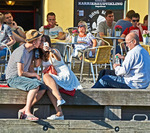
[78,20,88,33]
[0,12,4,24]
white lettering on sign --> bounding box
[89,10,99,18]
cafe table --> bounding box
[103,36,125,64]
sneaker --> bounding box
[57,99,66,107]
[47,114,64,120]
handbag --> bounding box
[42,55,57,75]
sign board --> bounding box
[74,0,125,31]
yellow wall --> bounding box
[44,0,74,31]
[43,0,148,30]
[128,0,148,23]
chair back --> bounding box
[93,46,112,64]
[141,44,150,55]
[95,37,111,46]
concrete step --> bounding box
[0,119,150,133]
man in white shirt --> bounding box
[39,12,65,40]
[92,32,150,89]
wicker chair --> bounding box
[80,45,113,83]
[141,44,150,55]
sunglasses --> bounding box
[132,19,139,22]
[78,25,85,28]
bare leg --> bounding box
[18,87,40,120]
[47,90,63,116]
[19,90,46,113]
[43,73,62,100]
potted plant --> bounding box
[71,29,78,43]
[142,30,150,44]
[44,25,51,35]
[115,25,122,37]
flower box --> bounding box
[115,25,122,37]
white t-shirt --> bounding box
[39,25,63,39]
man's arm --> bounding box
[6,35,16,46]
[16,27,26,38]
[13,31,25,43]
[17,62,40,80]
[56,32,66,40]
[12,21,26,38]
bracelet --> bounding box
[51,49,56,54]
[16,27,19,30]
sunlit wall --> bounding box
[43,0,148,30]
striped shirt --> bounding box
[6,44,33,79]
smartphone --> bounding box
[44,42,48,47]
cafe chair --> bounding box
[0,44,12,80]
[141,44,150,55]
[95,37,111,46]
[80,45,113,83]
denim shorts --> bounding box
[7,76,48,91]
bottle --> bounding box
[35,49,40,59]
[115,56,120,64]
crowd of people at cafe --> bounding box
[0,10,150,121]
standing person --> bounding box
[35,35,83,120]
[112,10,135,36]
[92,33,150,89]
[5,29,47,121]
[97,10,116,37]
[120,13,147,42]
[0,12,16,58]
[39,12,65,40]
[4,12,26,50]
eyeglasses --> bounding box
[132,19,139,22]
[78,25,85,28]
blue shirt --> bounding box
[115,45,150,89]
[112,19,132,37]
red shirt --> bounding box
[123,26,147,41]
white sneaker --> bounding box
[47,114,64,120]
[57,99,66,107]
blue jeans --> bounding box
[92,75,130,89]
[7,76,48,91]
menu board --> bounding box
[74,0,125,31]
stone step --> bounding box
[0,119,150,133]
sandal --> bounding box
[24,114,39,121]
[18,111,24,119]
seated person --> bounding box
[120,13,147,42]
[92,32,150,89]
[142,15,148,28]
[39,12,65,40]
[4,12,25,50]
[0,12,16,58]
[35,35,82,120]
[72,20,97,58]
[97,10,116,46]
